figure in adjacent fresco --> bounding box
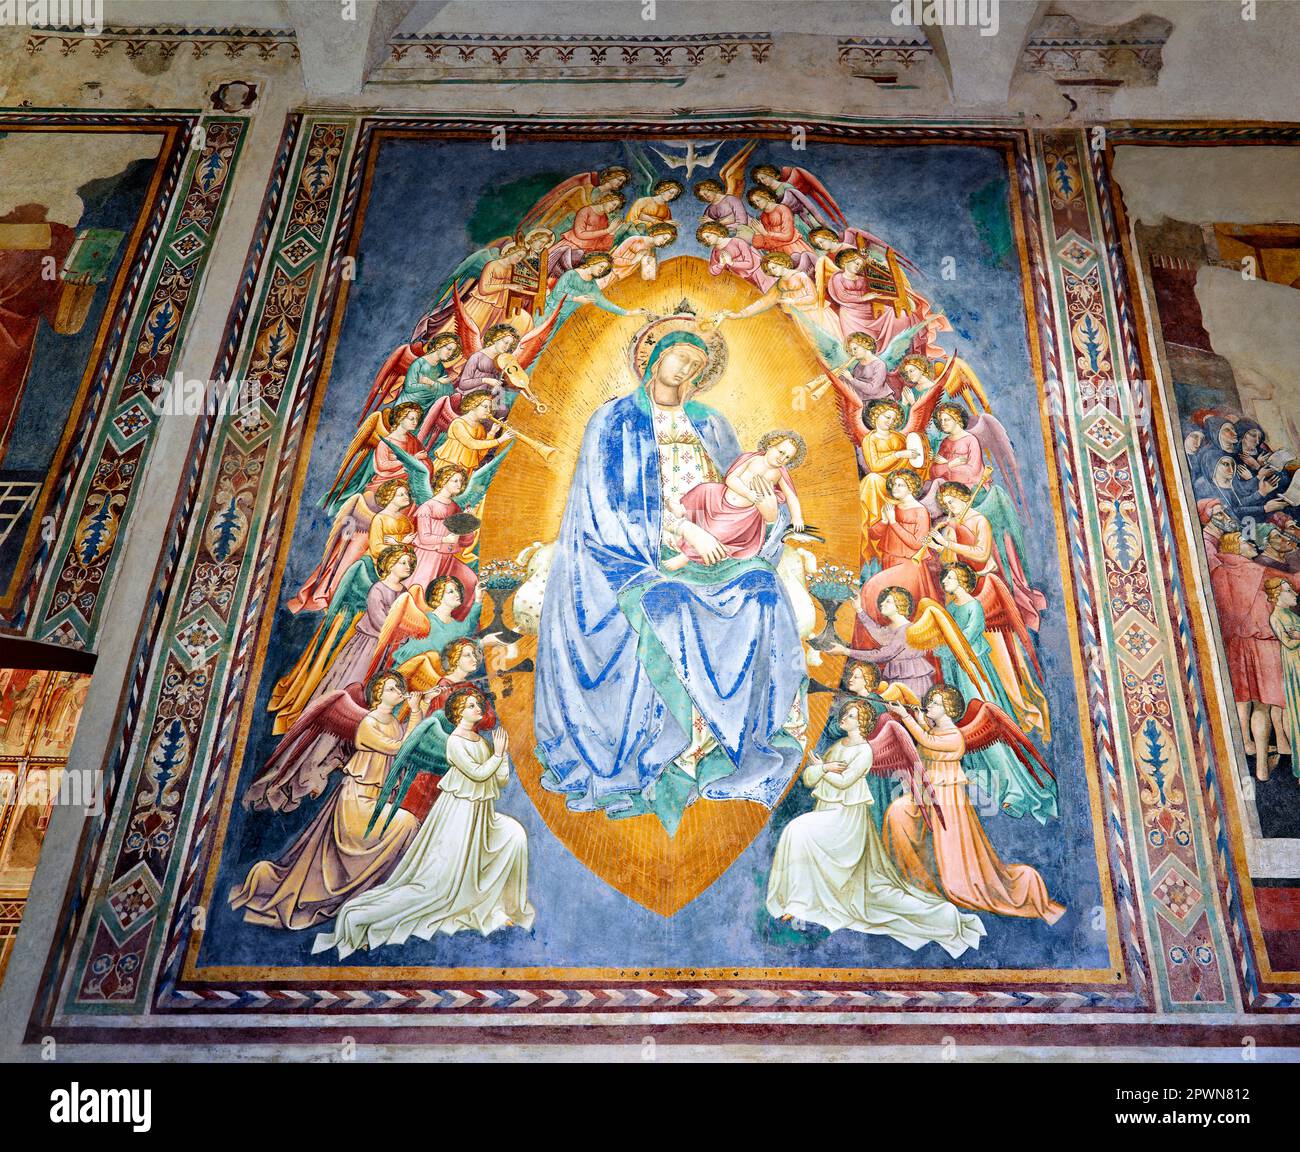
[313,685,534,954]
[1267,579,1300,784]
[232,671,430,929]
[766,698,985,957]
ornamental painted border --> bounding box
[0,111,247,645]
[29,115,1264,1040]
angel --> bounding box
[849,586,995,705]
[817,659,923,825]
[322,402,431,518]
[927,356,1029,517]
[518,164,631,238]
[543,250,648,333]
[547,191,626,277]
[927,477,1045,634]
[371,636,499,827]
[745,186,807,257]
[313,685,534,954]
[605,221,677,287]
[829,370,944,535]
[713,251,842,365]
[834,329,926,411]
[696,220,772,293]
[766,698,985,957]
[750,162,845,236]
[359,332,461,424]
[937,566,1055,825]
[365,573,499,686]
[624,175,683,233]
[442,309,555,424]
[230,670,429,930]
[825,247,943,356]
[882,685,1065,924]
[408,464,477,599]
[862,468,941,602]
[269,545,415,736]
[692,141,757,235]
[289,481,385,615]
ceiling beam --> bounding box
[286,0,427,97]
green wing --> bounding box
[880,322,929,371]
[366,712,454,837]
[976,484,1030,582]
[461,440,514,510]
[380,436,434,506]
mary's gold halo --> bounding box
[628,307,729,393]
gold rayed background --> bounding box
[478,256,861,916]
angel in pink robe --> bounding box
[826,248,930,352]
[697,221,774,292]
[663,433,806,570]
[409,466,477,613]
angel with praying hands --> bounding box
[765,697,984,957]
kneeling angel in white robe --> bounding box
[766,710,984,958]
[314,711,535,957]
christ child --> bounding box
[663,430,807,569]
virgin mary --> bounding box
[533,318,808,834]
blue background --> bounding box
[200,137,1109,973]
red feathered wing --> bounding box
[957,699,1054,787]
[243,683,370,813]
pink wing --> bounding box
[514,300,567,369]
[781,166,846,228]
[520,172,596,231]
[243,683,369,813]
[361,343,420,422]
[827,366,868,447]
[867,712,922,778]
[903,379,946,438]
[966,409,1029,517]
[958,699,1054,787]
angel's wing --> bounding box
[520,172,597,233]
[718,140,757,198]
[958,699,1054,787]
[322,409,388,511]
[461,441,513,510]
[625,140,658,198]
[905,600,996,701]
[361,343,419,421]
[867,712,945,830]
[974,573,1042,679]
[867,712,922,778]
[514,301,567,368]
[781,165,846,228]
[903,378,946,438]
[880,321,928,372]
[966,409,1028,517]
[827,367,868,446]
[380,436,434,506]
[451,282,484,359]
[365,589,432,683]
[320,492,375,561]
[244,683,369,814]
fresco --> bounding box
[0,667,92,988]
[41,119,1286,1043]
[180,131,1114,980]
[0,113,245,644]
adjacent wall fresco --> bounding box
[0,113,246,646]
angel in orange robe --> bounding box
[883,686,1065,924]
[862,467,941,602]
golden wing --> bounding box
[365,588,433,683]
[905,599,995,701]
[326,410,390,504]
[719,140,757,199]
[395,650,445,692]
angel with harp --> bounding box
[766,697,985,957]
[882,685,1065,925]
